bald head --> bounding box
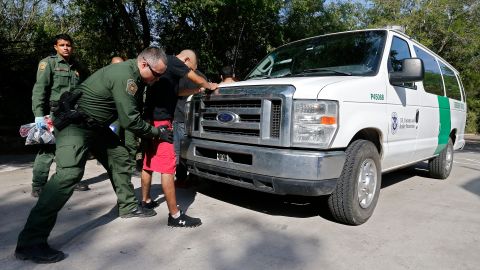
[111,56,124,64]
[176,49,198,70]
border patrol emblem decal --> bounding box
[391,112,398,135]
[38,62,47,71]
[126,79,138,96]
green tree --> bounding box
[153,0,284,79]
[366,0,480,133]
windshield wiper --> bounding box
[295,68,352,76]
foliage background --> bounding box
[1,0,479,151]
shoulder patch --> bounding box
[126,79,138,96]
[38,62,47,71]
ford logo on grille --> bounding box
[216,111,238,123]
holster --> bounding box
[52,90,86,130]
[49,100,59,113]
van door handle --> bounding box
[415,110,419,123]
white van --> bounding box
[182,28,467,225]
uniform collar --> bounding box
[54,54,76,66]
[128,59,141,81]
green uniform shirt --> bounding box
[32,54,85,117]
[77,59,158,138]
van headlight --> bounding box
[292,100,338,148]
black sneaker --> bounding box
[31,187,42,198]
[74,182,90,191]
[120,206,157,218]
[168,211,202,228]
[141,200,159,209]
[15,243,65,263]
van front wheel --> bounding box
[428,138,454,179]
[328,140,381,225]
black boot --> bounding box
[15,243,65,263]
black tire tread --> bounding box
[328,140,378,225]
[429,138,453,179]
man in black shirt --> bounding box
[174,70,207,186]
[141,49,218,227]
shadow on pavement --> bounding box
[195,179,331,220]
[207,216,320,270]
[82,172,109,185]
[463,136,480,153]
[0,154,34,166]
[133,183,198,213]
[194,159,438,222]
[381,161,431,189]
[462,178,480,197]
[51,206,118,248]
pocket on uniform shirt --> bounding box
[53,72,71,89]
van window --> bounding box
[439,62,462,101]
[389,36,413,87]
[413,46,444,96]
[246,30,387,79]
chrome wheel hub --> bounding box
[357,158,377,209]
[445,144,453,172]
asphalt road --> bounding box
[0,137,479,270]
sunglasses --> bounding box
[143,57,163,77]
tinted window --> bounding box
[439,62,462,101]
[414,46,444,96]
[246,30,387,79]
[389,36,413,87]
[389,36,411,72]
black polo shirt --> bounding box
[174,70,207,123]
[145,55,190,120]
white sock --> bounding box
[172,211,181,219]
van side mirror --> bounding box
[389,58,424,84]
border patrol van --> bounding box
[182,28,467,225]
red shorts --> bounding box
[143,120,176,174]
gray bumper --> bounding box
[181,138,346,196]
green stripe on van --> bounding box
[435,96,451,155]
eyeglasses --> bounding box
[143,57,163,77]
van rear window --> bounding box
[439,62,462,101]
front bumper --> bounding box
[182,138,346,196]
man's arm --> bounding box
[178,70,219,96]
[31,59,53,117]
[111,78,158,138]
[178,87,203,96]
[186,69,218,90]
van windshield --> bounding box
[246,30,387,79]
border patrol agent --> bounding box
[109,56,143,174]
[15,47,171,264]
[31,34,90,197]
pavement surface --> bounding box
[0,135,479,270]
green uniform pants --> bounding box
[111,120,138,172]
[32,144,56,188]
[18,124,138,247]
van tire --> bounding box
[328,140,381,225]
[428,138,454,179]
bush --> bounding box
[466,110,478,134]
